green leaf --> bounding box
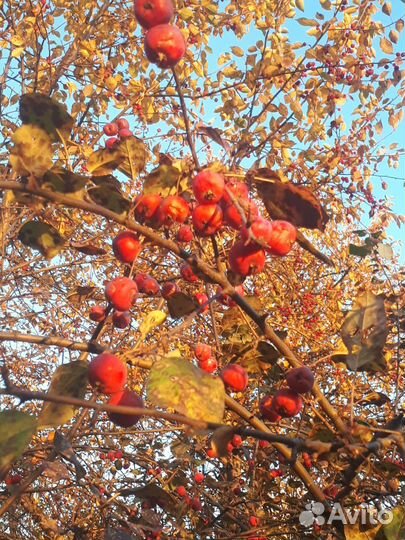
[341,291,388,372]
[349,243,372,258]
[10,124,53,177]
[86,147,125,176]
[38,362,89,428]
[383,506,405,540]
[87,186,130,217]
[166,292,198,319]
[19,93,74,141]
[139,310,167,338]
[143,165,184,197]
[116,136,149,179]
[18,220,65,259]
[0,411,37,478]
[42,168,88,198]
[147,356,225,422]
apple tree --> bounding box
[0,0,404,538]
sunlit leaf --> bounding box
[10,125,53,177]
[19,93,74,141]
[86,147,125,176]
[18,220,65,259]
[38,362,89,428]
[0,411,37,479]
[116,136,149,179]
[139,310,167,338]
[143,165,184,197]
[147,356,225,422]
[383,506,405,540]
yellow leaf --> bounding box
[193,61,205,78]
[382,2,392,16]
[11,47,24,58]
[11,35,24,46]
[140,310,167,338]
[178,7,194,20]
[389,30,399,44]
[297,17,317,26]
[295,0,305,11]
[380,37,394,54]
[231,46,244,57]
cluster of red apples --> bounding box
[88,352,144,427]
[134,0,186,68]
[260,366,315,422]
[103,117,133,150]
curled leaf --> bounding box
[147,356,225,422]
[140,310,167,338]
[18,220,65,259]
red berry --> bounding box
[112,231,142,264]
[232,434,243,447]
[249,516,259,527]
[106,137,119,150]
[161,281,180,299]
[177,224,194,243]
[134,194,162,224]
[105,277,138,311]
[194,472,204,484]
[192,169,225,204]
[158,195,190,224]
[192,204,223,236]
[118,128,133,138]
[89,305,107,322]
[199,357,218,373]
[220,364,248,392]
[107,389,144,427]
[112,311,131,329]
[259,395,282,423]
[138,276,160,296]
[286,367,315,394]
[176,485,187,497]
[103,123,119,136]
[267,220,297,256]
[144,24,186,69]
[134,0,174,29]
[180,262,199,283]
[116,118,129,130]
[194,343,211,362]
[229,241,266,276]
[271,389,303,418]
[194,292,209,313]
[88,353,127,394]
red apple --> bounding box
[105,277,138,311]
[194,343,211,363]
[176,485,187,497]
[158,195,190,224]
[267,220,297,256]
[112,311,131,329]
[144,24,186,68]
[107,389,144,427]
[106,137,119,150]
[180,262,199,283]
[116,118,130,130]
[112,231,142,264]
[192,204,223,236]
[232,434,243,447]
[259,395,281,423]
[161,281,180,298]
[141,276,161,296]
[177,224,194,243]
[103,123,118,136]
[222,179,249,205]
[192,170,225,204]
[135,273,149,290]
[271,389,303,418]
[199,357,218,373]
[229,241,266,276]
[241,217,273,247]
[88,353,127,394]
[194,472,204,484]
[134,0,174,29]
[118,128,133,138]
[217,284,245,307]
[194,292,209,313]
[286,366,315,394]
[249,516,259,527]
[89,305,107,322]
[223,200,259,230]
[134,194,162,224]
[220,364,248,392]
